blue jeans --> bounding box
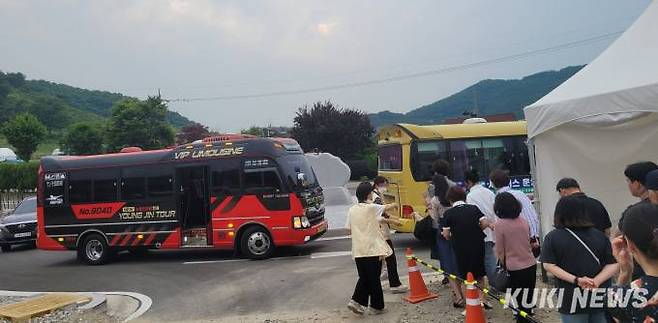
[560,311,606,323]
[483,241,497,283]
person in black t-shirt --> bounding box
[540,196,618,322]
[607,203,658,322]
[617,162,658,281]
[556,178,612,237]
[617,162,658,232]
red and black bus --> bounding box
[37,135,327,265]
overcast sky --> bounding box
[0,0,651,131]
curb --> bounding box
[102,291,152,322]
[0,290,151,322]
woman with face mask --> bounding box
[372,176,407,294]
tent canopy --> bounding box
[523,1,658,236]
[525,0,658,138]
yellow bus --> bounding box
[376,120,532,233]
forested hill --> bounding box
[0,72,192,130]
[368,65,584,128]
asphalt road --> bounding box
[0,232,430,322]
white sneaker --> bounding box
[389,285,408,294]
[347,300,365,315]
[368,307,388,315]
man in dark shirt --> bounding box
[556,178,612,237]
[617,162,658,232]
[617,162,658,280]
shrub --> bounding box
[0,161,39,191]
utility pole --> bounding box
[473,85,479,117]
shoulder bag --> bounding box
[564,228,600,266]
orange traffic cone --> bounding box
[464,272,486,323]
[403,248,438,304]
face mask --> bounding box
[377,186,387,193]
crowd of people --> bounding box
[344,158,658,322]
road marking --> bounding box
[310,251,352,259]
[183,259,248,265]
[316,235,351,242]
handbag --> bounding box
[530,236,541,258]
[491,260,511,292]
[490,238,511,291]
[413,215,436,245]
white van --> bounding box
[0,148,17,162]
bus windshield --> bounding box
[411,136,530,182]
[277,154,318,191]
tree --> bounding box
[106,96,175,151]
[5,72,25,88]
[291,101,374,160]
[62,122,104,155]
[0,71,10,104]
[177,122,210,144]
[1,113,47,161]
[241,126,267,137]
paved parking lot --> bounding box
[0,233,429,321]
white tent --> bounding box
[524,0,658,236]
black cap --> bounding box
[556,178,580,191]
[646,170,658,191]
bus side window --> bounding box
[244,169,282,194]
[69,180,92,204]
[94,179,118,202]
[211,160,241,195]
[148,176,173,197]
[122,177,146,200]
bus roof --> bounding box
[40,137,303,172]
[377,120,527,145]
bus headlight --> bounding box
[293,217,302,229]
[293,217,311,229]
[301,217,311,228]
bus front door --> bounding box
[176,166,211,247]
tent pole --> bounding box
[527,138,548,283]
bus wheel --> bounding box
[240,226,274,260]
[1,245,10,252]
[78,234,110,265]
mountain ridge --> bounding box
[368,65,584,128]
[0,72,192,130]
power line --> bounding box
[165,31,622,103]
